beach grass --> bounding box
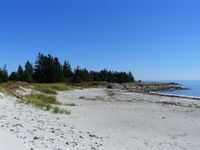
[63,103,76,106]
[31,83,71,94]
[0,81,28,96]
[0,81,105,96]
[31,81,105,95]
[21,93,70,114]
[22,93,60,107]
[0,81,104,114]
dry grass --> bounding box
[0,81,28,96]
[31,83,72,95]
[0,81,104,114]
[31,81,105,95]
[22,93,70,114]
[70,81,106,88]
[22,93,60,108]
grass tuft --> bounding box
[64,103,76,106]
[53,106,71,114]
[0,81,28,96]
[22,93,60,109]
[22,93,70,114]
[35,87,57,95]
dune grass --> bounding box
[22,93,71,114]
[31,83,72,95]
[63,103,76,106]
[31,81,105,95]
[0,81,105,114]
[71,81,106,88]
[52,106,71,114]
[22,93,59,107]
[0,82,28,96]
[33,86,57,95]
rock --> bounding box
[106,84,113,89]
[33,137,39,140]
[79,96,86,99]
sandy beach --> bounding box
[0,87,200,150]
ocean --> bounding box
[155,80,200,98]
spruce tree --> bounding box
[0,65,8,83]
[16,65,25,81]
[63,61,73,81]
[24,61,34,83]
[52,57,64,82]
[9,72,17,81]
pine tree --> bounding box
[0,65,8,83]
[52,57,64,82]
[34,53,64,83]
[16,65,25,81]
[63,61,73,81]
[9,72,17,81]
[24,61,34,83]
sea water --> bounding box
[156,80,200,98]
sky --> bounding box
[0,0,200,80]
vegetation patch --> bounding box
[23,93,59,107]
[22,93,70,114]
[71,81,106,88]
[53,106,71,114]
[0,82,28,96]
[63,103,76,106]
[32,83,72,94]
[0,53,135,84]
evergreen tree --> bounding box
[9,72,17,81]
[0,65,8,83]
[16,65,25,81]
[5,53,135,83]
[34,53,64,83]
[24,61,34,83]
[72,74,81,83]
[63,61,73,81]
[52,57,64,82]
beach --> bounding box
[0,87,200,150]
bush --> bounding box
[53,106,60,114]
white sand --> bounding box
[1,88,200,150]
[0,129,27,150]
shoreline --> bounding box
[106,81,190,93]
[1,85,200,149]
[149,91,200,100]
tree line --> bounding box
[0,53,135,83]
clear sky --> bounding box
[0,0,200,80]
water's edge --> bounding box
[149,80,200,98]
[149,91,200,100]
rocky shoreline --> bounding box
[105,81,189,93]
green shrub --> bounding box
[46,104,51,111]
[53,106,60,114]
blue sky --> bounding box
[0,0,200,80]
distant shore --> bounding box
[105,81,190,93]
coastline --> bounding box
[149,92,200,100]
[0,85,200,150]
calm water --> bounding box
[156,80,200,97]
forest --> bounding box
[0,53,135,83]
